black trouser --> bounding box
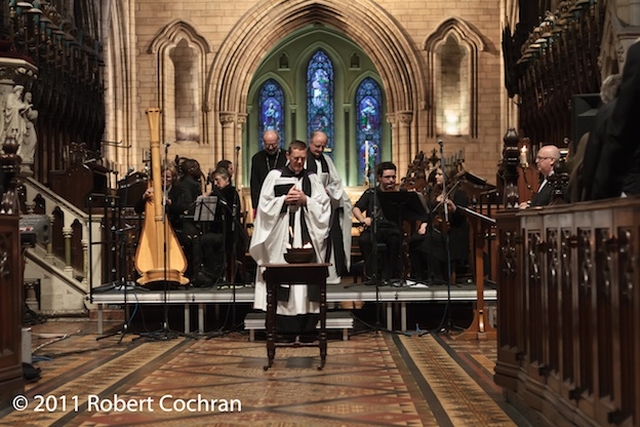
[358,225,401,281]
[192,232,225,285]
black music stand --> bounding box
[194,195,218,223]
[192,195,226,288]
[376,191,429,286]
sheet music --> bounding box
[194,195,218,222]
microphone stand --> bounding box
[143,143,195,341]
[206,187,241,338]
[436,140,455,334]
[96,171,143,341]
[365,152,384,331]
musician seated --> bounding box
[353,162,409,285]
[409,168,469,283]
[134,165,182,229]
[192,168,243,287]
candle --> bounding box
[364,141,369,173]
[519,146,528,168]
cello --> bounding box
[135,108,189,285]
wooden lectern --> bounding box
[262,263,330,370]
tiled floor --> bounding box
[0,319,530,426]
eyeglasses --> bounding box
[535,156,553,162]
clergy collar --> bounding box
[281,166,310,178]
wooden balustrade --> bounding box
[495,198,640,427]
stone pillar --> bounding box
[62,226,73,277]
[235,114,247,190]
[81,237,89,287]
[219,111,236,165]
[396,111,413,170]
[45,215,54,261]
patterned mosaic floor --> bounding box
[0,320,530,426]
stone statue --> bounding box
[3,85,28,147]
[17,91,38,165]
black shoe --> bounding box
[276,334,296,343]
[299,334,317,343]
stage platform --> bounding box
[88,281,496,335]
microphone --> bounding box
[438,139,443,147]
[235,146,241,152]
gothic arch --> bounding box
[148,20,212,145]
[423,17,485,138]
[207,0,427,167]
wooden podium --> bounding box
[262,263,330,370]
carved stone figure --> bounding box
[17,92,38,165]
[3,85,28,147]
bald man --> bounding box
[520,144,561,208]
[305,131,352,284]
[250,130,287,213]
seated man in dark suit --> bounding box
[520,144,561,208]
[352,162,406,285]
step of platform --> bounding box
[244,311,354,341]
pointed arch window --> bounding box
[258,79,285,149]
[355,77,382,185]
[306,50,334,150]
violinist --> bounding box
[353,162,406,285]
[409,168,469,283]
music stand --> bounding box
[194,195,218,222]
[376,191,429,286]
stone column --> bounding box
[81,238,89,288]
[235,114,247,190]
[396,111,413,170]
[219,111,236,165]
[62,226,73,277]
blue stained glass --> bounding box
[258,79,285,149]
[356,78,382,186]
[306,50,334,150]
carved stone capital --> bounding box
[219,112,236,127]
[397,111,413,126]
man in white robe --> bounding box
[306,131,352,284]
[250,140,330,331]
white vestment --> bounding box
[307,154,352,284]
[250,168,330,315]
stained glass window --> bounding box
[306,50,334,150]
[258,79,285,149]
[355,77,382,185]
